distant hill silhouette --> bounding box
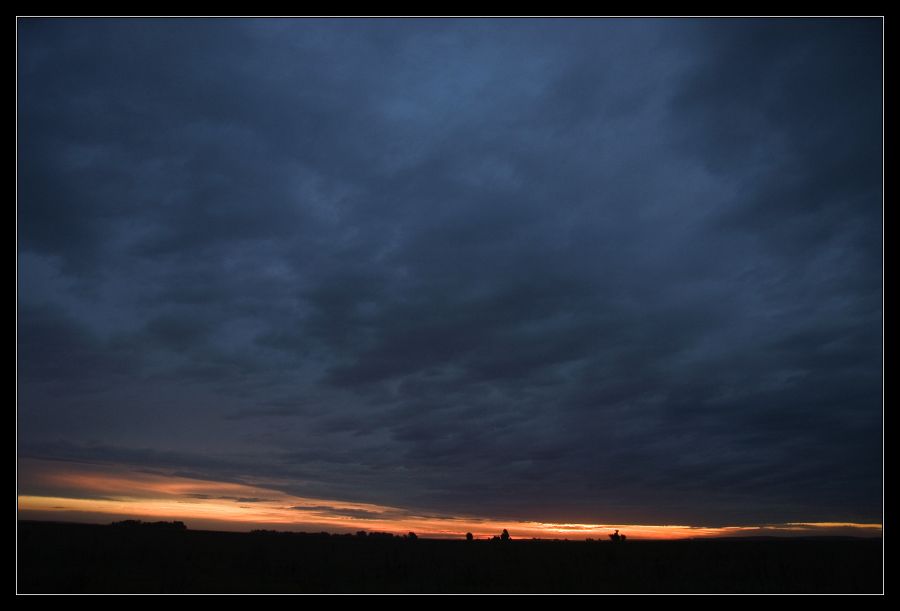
[16,521,883,593]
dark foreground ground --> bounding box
[17,521,882,593]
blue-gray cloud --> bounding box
[18,18,882,526]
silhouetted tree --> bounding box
[407,531,417,540]
[466,532,474,541]
[608,529,625,543]
[501,529,510,541]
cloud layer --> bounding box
[18,19,882,526]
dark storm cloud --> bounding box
[18,18,882,526]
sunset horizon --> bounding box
[18,17,882,593]
[17,457,882,540]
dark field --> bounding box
[17,521,882,593]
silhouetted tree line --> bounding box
[110,520,186,530]
[109,521,625,543]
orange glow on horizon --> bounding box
[17,459,882,540]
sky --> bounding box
[17,18,883,538]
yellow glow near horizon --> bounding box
[16,459,882,540]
